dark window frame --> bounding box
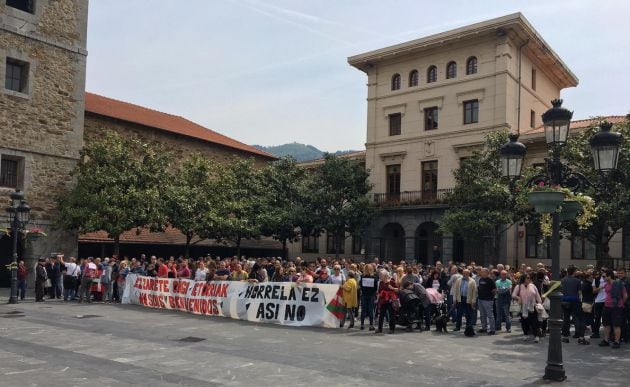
[424,106,438,130]
[421,160,438,195]
[388,113,401,136]
[571,234,596,260]
[446,61,457,79]
[391,73,401,91]
[0,158,19,188]
[301,235,319,253]
[530,110,536,129]
[352,235,363,255]
[427,66,437,83]
[525,223,548,259]
[623,227,630,260]
[6,0,35,14]
[386,164,401,195]
[466,56,478,75]
[463,99,479,124]
[5,58,29,93]
[408,70,419,87]
[326,233,345,255]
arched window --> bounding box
[446,61,457,79]
[466,56,478,75]
[408,70,419,87]
[391,73,401,90]
[427,66,437,83]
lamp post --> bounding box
[6,190,30,304]
[500,99,623,382]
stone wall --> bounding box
[83,113,272,170]
[0,0,88,285]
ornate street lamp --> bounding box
[500,133,527,180]
[500,101,623,382]
[590,121,623,173]
[6,190,30,304]
[541,99,573,147]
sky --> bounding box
[86,0,630,152]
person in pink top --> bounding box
[598,270,628,349]
[512,274,542,342]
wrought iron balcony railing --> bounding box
[373,189,453,207]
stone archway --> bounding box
[415,222,441,265]
[381,223,405,263]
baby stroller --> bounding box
[426,288,449,333]
[397,289,424,330]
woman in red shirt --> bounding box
[376,271,399,334]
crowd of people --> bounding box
[18,253,629,348]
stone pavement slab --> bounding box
[0,294,628,386]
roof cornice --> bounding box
[347,13,578,88]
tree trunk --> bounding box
[335,234,340,260]
[282,239,287,261]
[113,235,120,257]
[236,235,242,259]
[185,232,193,259]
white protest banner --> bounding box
[122,274,344,328]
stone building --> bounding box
[79,93,278,257]
[0,1,278,286]
[289,13,627,269]
[0,0,88,286]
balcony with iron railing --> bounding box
[373,188,454,207]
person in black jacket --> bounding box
[35,259,48,302]
[47,256,63,299]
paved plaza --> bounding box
[0,292,627,387]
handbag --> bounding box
[542,297,550,311]
[44,279,52,288]
[582,302,593,313]
[509,300,521,314]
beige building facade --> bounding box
[0,0,88,285]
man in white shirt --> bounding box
[59,255,80,301]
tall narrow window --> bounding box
[571,234,596,260]
[463,100,479,124]
[427,66,437,83]
[466,56,478,75]
[391,73,401,90]
[531,68,537,91]
[446,61,457,79]
[5,58,29,93]
[302,235,319,253]
[352,235,363,255]
[386,164,401,198]
[421,161,438,200]
[6,0,35,13]
[326,233,345,254]
[0,158,19,188]
[424,107,438,130]
[409,70,419,87]
[388,113,401,136]
[530,110,536,128]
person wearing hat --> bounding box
[35,258,48,302]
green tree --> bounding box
[55,131,171,256]
[440,130,530,264]
[563,117,630,265]
[213,158,265,258]
[258,157,307,259]
[165,154,221,259]
[304,155,375,259]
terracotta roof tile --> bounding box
[85,92,275,159]
[79,227,282,249]
[524,116,626,135]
